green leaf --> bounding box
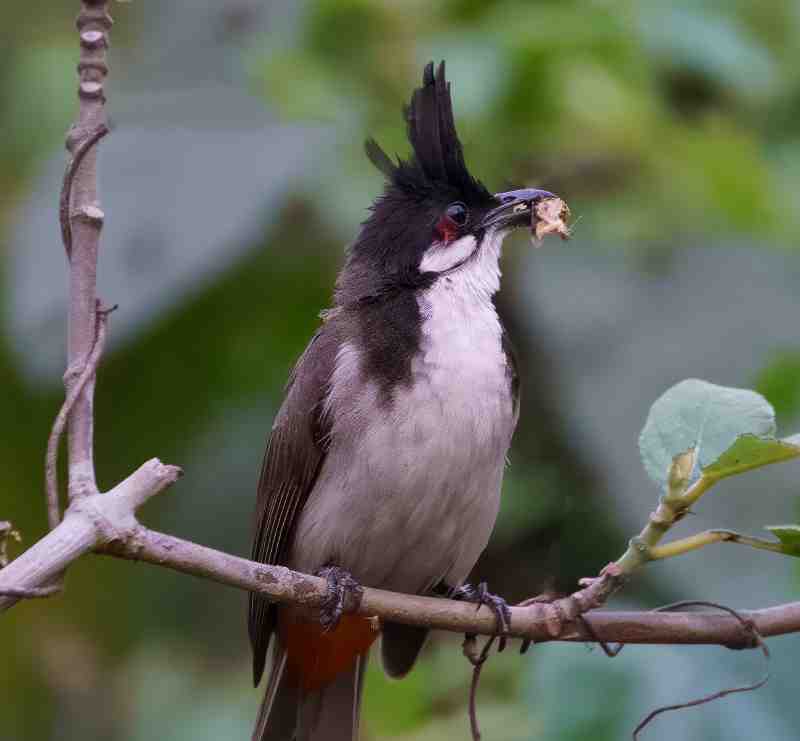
[702,434,800,481]
[764,525,800,557]
[639,379,776,490]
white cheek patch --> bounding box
[419,234,478,273]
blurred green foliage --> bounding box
[755,351,800,422]
[252,0,800,245]
[2,1,800,740]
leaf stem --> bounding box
[614,449,731,575]
[615,498,676,573]
[650,530,787,560]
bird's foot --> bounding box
[453,582,512,652]
[316,565,364,632]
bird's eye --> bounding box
[445,202,468,227]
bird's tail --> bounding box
[253,612,375,741]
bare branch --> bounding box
[45,304,112,529]
[0,522,59,598]
[65,1,113,504]
[0,459,181,612]
[104,532,800,647]
[5,468,800,648]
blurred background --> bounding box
[3,1,800,739]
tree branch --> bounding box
[64,1,112,505]
[0,459,180,611]
[4,469,800,648]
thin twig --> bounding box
[575,613,624,657]
[649,529,788,560]
[59,123,109,259]
[517,566,627,654]
[463,634,497,741]
[632,601,769,740]
[45,303,113,529]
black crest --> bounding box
[366,61,492,206]
[337,61,496,310]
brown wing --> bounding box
[248,326,337,686]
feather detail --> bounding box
[364,61,492,206]
[249,327,339,687]
[364,137,397,179]
[279,609,378,692]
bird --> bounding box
[249,60,564,741]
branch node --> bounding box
[79,29,107,49]
[71,496,131,546]
[648,507,672,529]
[75,7,113,32]
[73,203,105,225]
[69,470,99,501]
[78,80,105,101]
[78,60,109,77]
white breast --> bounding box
[292,232,516,593]
[414,231,507,448]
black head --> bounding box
[336,61,551,304]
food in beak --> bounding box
[531,197,571,247]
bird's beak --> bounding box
[481,188,556,231]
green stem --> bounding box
[650,529,786,560]
[615,499,677,574]
[681,474,718,508]
[615,450,725,575]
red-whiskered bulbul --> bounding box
[249,61,566,741]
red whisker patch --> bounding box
[435,215,458,245]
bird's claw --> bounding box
[316,565,363,632]
[454,582,512,652]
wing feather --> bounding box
[248,326,337,686]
